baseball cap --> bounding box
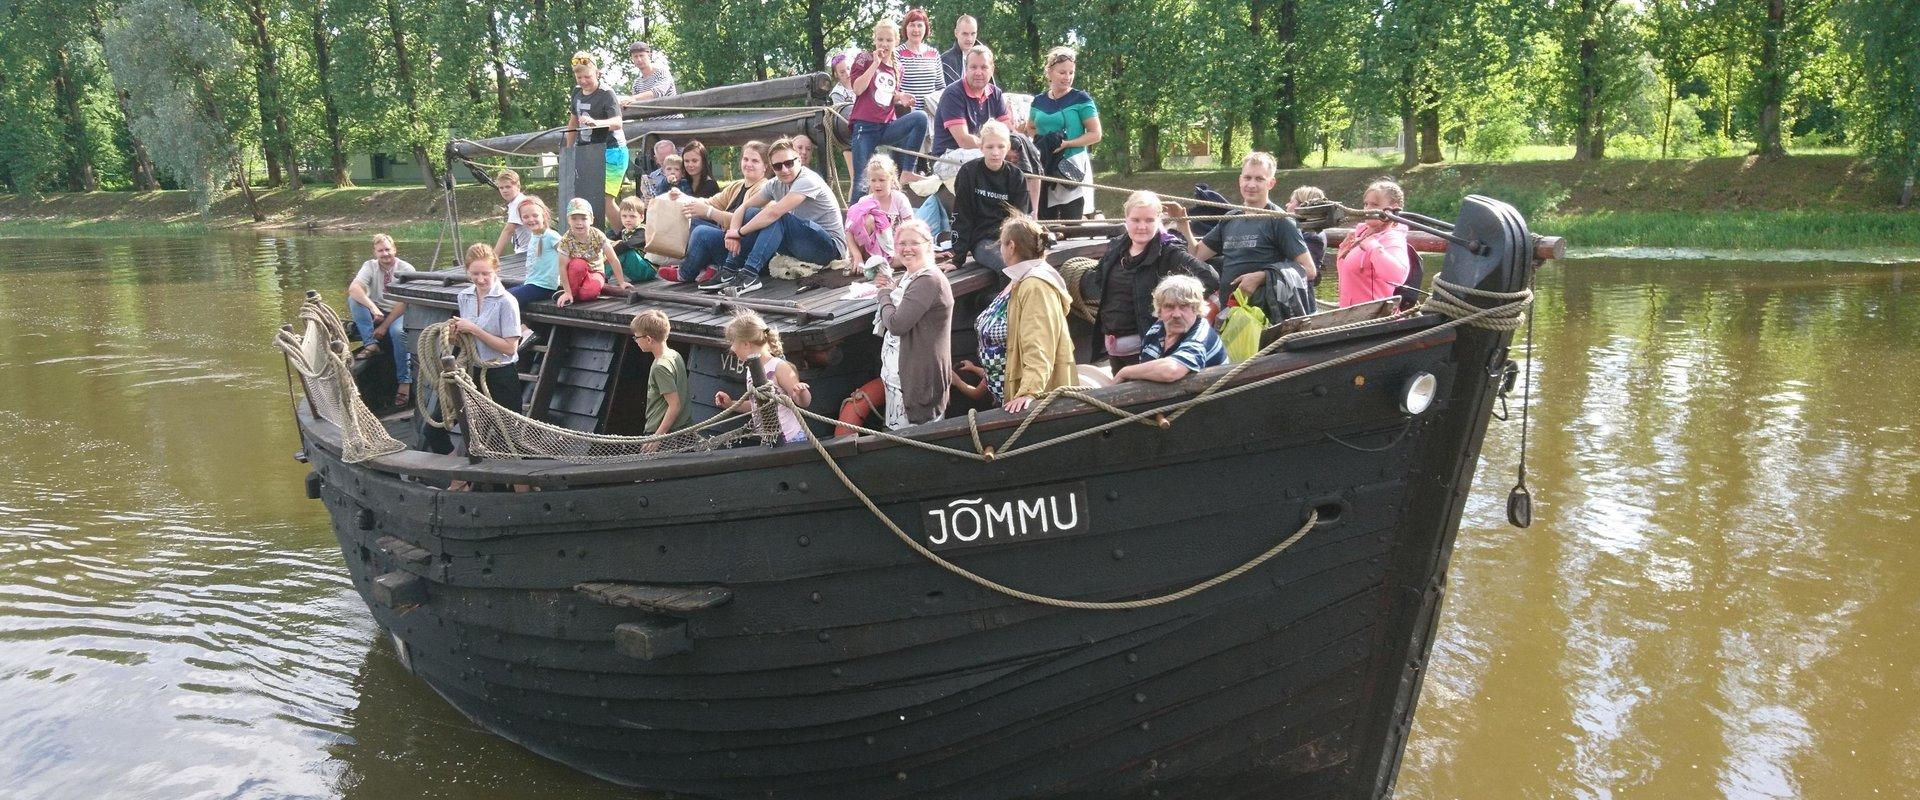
[566,197,594,218]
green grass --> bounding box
[0,219,213,238]
[1543,209,1920,250]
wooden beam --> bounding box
[452,110,823,159]
[620,74,831,121]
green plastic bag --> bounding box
[1219,288,1267,363]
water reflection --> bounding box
[1,235,1916,798]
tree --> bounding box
[103,0,262,217]
[1837,0,1920,204]
[1556,0,1643,160]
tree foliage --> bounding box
[102,0,251,209]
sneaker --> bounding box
[730,273,764,294]
[697,269,737,292]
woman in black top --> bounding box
[1086,191,1219,367]
[951,120,1030,272]
[679,140,723,198]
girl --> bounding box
[507,197,567,307]
[1335,180,1412,308]
[845,156,916,272]
[714,310,812,444]
[450,243,524,414]
[557,196,628,305]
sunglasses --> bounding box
[770,158,798,171]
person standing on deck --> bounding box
[621,42,679,116]
[701,138,848,295]
[566,52,629,223]
[940,15,980,86]
[897,8,946,113]
[1022,46,1103,221]
[1168,151,1317,312]
[346,234,415,408]
[1335,180,1413,308]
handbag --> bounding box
[643,195,690,260]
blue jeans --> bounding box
[849,112,930,196]
[508,283,557,307]
[350,303,411,384]
[724,208,843,278]
[681,218,726,278]
[915,194,951,239]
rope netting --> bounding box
[273,296,407,463]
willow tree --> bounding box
[103,0,261,217]
[1839,0,1920,205]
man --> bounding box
[345,234,416,406]
[621,42,679,117]
[1113,275,1227,383]
[701,138,848,295]
[940,15,980,85]
[931,45,1011,157]
[1172,151,1316,305]
[638,139,679,201]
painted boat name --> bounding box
[921,482,1092,552]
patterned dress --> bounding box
[974,289,1012,404]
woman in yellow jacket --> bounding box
[994,215,1075,412]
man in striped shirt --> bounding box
[1115,275,1227,382]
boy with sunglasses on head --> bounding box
[700,138,848,295]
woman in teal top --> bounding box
[1024,46,1102,221]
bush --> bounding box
[1408,168,1570,221]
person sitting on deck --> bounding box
[609,196,657,285]
[977,215,1074,413]
[847,19,932,198]
[713,310,812,444]
[873,219,953,429]
[558,196,629,302]
[675,140,721,198]
[1335,179,1413,309]
[1087,191,1219,369]
[491,168,533,256]
[931,45,1011,158]
[829,53,857,106]
[346,233,415,407]
[846,156,916,271]
[653,153,689,197]
[565,52,629,223]
[638,139,679,201]
[673,140,770,284]
[1287,185,1329,286]
[507,196,566,307]
[951,120,1030,273]
[629,309,692,449]
[1168,151,1317,317]
[700,137,849,295]
[1113,274,1227,384]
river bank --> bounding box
[2,154,1913,251]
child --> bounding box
[844,155,915,273]
[450,243,525,414]
[952,120,1032,272]
[652,154,689,197]
[609,196,657,284]
[557,196,627,305]
[713,310,812,444]
[629,309,691,449]
[507,196,566,307]
[492,169,531,255]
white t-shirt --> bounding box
[353,258,417,313]
[504,192,532,253]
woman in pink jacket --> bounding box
[1335,180,1412,308]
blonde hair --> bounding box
[978,119,1011,145]
[1365,179,1406,209]
[662,154,683,169]
[865,155,899,185]
[874,19,899,35]
[724,309,784,359]
[1151,274,1207,316]
[1242,151,1278,172]
[371,233,395,249]
[1122,190,1164,216]
[464,242,498,267]
[630,308,670,340]
[998,213,1047,261]
[570,51,596,73]
[494,168,520,185]
[1290,186,1326,206]
[1044,46,1076,69]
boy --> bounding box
[629,309,692,449]
[610,196,656,284]
[653,154,689,197]
[492,169,532,256]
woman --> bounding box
[1335,180,1412,308]
[848,19,931,197]
[977,215,1073,413]
[1287,185,1329,284]
[1089,191,1219,368]
[896,8,945,112]
[873,220,954,428]
[951,120,1030,272]
[1024,46,1102,221]
[677,140,722,198]
[675,141,769,283]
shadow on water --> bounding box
[1,232,1917,798]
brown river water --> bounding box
[0,234,1915,799]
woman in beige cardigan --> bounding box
[995,215,1075,412]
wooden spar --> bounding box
[1044,223,1565,261]
[619,74,831,121]
[452,110,823,159]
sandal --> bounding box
[393,386,412,407]
[355,343,382,361]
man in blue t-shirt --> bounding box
[931,45,1011,156]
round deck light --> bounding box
[1401,372,1438,415]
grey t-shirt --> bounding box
[352,258,416,313]
[1200,202,1310,286]
[758,167,848,257]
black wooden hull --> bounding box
[301,315,1511,799]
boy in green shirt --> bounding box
[630,310,692,449]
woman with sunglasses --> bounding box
[701,138,848,295]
